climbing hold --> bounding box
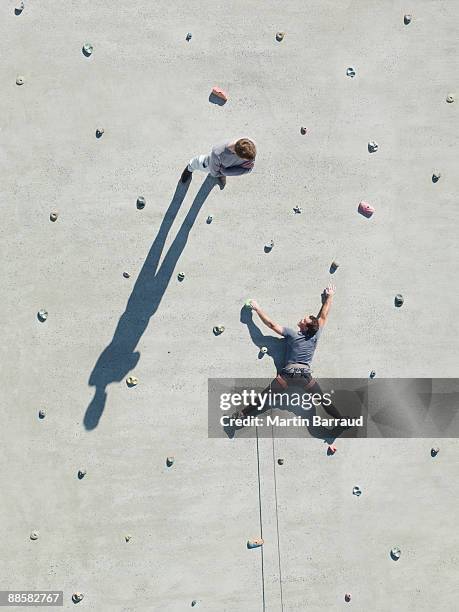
[446,94,454,103]
[404,14,412,25]
[126,376,138,387]
[368,141,379,153]
[358,201,375,218]
[72,593,84,604]
[431,446,440,457]
[78,469,86,480]
[82,43,93,57]
[166,456,175,467]
[136,196,146,209]
[191,601,197,607]
[30,530,39,540]
[277,458,284,465]
[293,205,302,214]
[390,547,401,560]
[213,325,225,335]
[247,538,264,549]
[345,593,352,602]
[346,67,356,78]
[352,486,362,497]
[50,211,58,222]
[394,294,404,307]
[95,128,104,138]
[16,76,24,86]
[327,444,337,455]
[186,33,192,41]
[15,1,24,14]
[369,370,376,379]
[264,239,274,252]
[330,260,339,273]
[276,32,285,42]
[37,309,48,322]
[125,534,132,542]
[300,126,307,135]
[206,215,213,224]
[123,272,130,279]
[38,409,46,419]
[211,87,228,102]
[432,171,441,183]
[259,346,268,354]
[177,272,185,282]
[244,299,253,309]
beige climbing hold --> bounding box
[166,456,175,467]
[276,32,285,42]
[50,211,58,222]
[126,376,138,387]
[247,538,264,549]
[16,75,24,86]
[125,534,132,542]
[446,94,454,103]
[72,593,84,603]
[30,530,39,540]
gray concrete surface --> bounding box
[1,0,459,610]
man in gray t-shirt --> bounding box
[181,138,256,189]
[231,285,338,421]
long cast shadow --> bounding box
[84,175,216,430]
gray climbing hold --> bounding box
[72,593,84,604]
[15,1,24,14]
[431,446,440,457]
[300,126,307,135]
[370,370,376,379]
[16,76,24,86]
[191,600,197,607]
[206,215,213,224]
[37,309,48,322]
[50,211,58,222]
[276,32,285,42]
[186,33,192,41]
[177,272,185,282]
[345,593,352,602]
[125,534,132,542]
[213,325,225,335]
[446,94,454,103]
[390,547,401,560]
[368,141,379,153]
[293,205,302,214]
[78,469,86,480]
[277,458,284,465]
[264,239,274,252]
[30,530,39,540]
[136,196,146,210]
[432,171,441,183]
[126,376,138,387]
[166,456,175,467]
[82,43,93,57]
[95,128,104,138]
[123,271,130,278]
[404,14,412,25]
[330,260,339,273]
[247,538,264,549]
[394,294,404,307]
[346,67,356,78]
[352,486,362,497]
[38,409,46,419]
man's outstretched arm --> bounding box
[317,284,336,326]
[250,300,284,336]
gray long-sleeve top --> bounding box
[208,141,255,177]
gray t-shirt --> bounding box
[208,141,255,177]
[282,326,322,366]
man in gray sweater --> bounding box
[181,138,256,188]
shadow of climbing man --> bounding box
[84,175,217,430]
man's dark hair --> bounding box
[306,316,320,334]
[235,138,256,160]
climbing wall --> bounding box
[1,0,459,610]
